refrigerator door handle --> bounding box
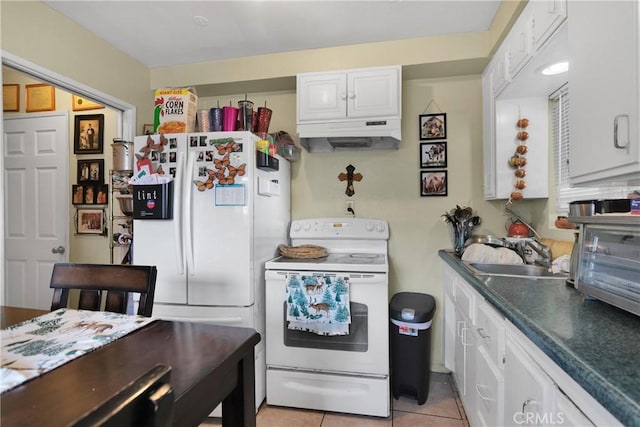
[185,150,196,275]
[174,151,186,275]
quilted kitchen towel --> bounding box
[286,274,351,336]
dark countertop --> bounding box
[439,250,640,427]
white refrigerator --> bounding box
[132,131,290,412]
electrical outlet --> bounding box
[345,200,355,216]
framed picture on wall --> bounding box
[26,84,55,113]
[72,95,104,112]
[72,185,85,205]
[77,159,104,184]
[95,184,109,205]
[82,185,96,205]
[419,113,447,140]
[3,84,19,112]
[420,170,448,197]
[74,114,104,154]
[76,208,105,235]
[420,142,447,168]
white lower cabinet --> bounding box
[441,262,620,427]
[442,263,477,425]
[504,329,555,427]
[455,307,476,424]
[555,388,594,427]
[475,345,504,427]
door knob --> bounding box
[51,246,66,254]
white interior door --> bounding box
[3,112,69,309]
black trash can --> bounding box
[389,292,436,404]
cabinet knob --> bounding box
[339,92,347,100]
[475,384,495,402]
[347,92,356,100]
[522,398,537,414]
[477,327,491,340]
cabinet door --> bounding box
[503,333,554,427]
[347,67,400,119]
[455,309,476,423]
[297,72,347,122]
[475,346,504,427]
[476,300,505,368]
[490,47,510,96]
[569,1,639,184]
[482,66,497,199]
[453,310,466,395]
[555,388,595,427]
[531,0,567,51]
[508,8,534,78]
[444,294,456,371]
[494,97,549,199]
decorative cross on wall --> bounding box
[338,164,363,197]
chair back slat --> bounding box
[104,291,127,314]
[79,290,102,311]
[50,263,157,317]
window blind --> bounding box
[551,86,629,215]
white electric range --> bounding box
[264,217,390,417]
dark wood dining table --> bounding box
[1,306,260,427]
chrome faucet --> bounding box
[516,239,553,267]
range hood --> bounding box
[297,118,401,152]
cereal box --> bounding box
[153,88,197,134]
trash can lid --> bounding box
[390,292,436,323]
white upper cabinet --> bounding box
[508,7,533,79]
[569,1,640,186]
[297,66,401,123]
[490,46,510,97]
[482,0,568,200]
[531,0,567,52]
[297,72,347,122]
[482,66,497,199]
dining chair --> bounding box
[75,364,174,427]
[50,263,158,317]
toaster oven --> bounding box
[570,216,640,316]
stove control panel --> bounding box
[290,217,389,240]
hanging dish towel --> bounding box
[285,274,351,336]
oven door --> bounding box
[265,270,389,376]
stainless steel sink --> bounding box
[464,262,568,279]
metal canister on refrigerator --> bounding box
[112,139,134,170]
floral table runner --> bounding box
[1,309,155,394]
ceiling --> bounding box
[43,1,501,69]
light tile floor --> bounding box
[201,372,469,427]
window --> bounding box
[551,86,629,215]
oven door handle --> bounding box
[343,275,385,284]
[274,272,384,283]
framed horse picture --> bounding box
[420,170,447,197]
